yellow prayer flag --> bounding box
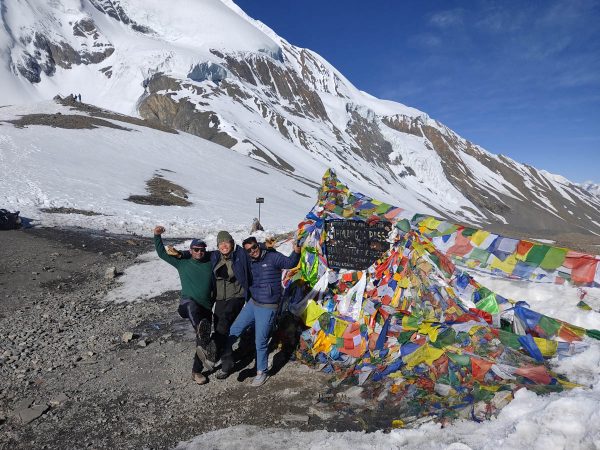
[471,230,491,246]
[312,330,333,354]
[533,337,559,357]
[301,299,326,327]
[333,319,349,337]
[557,378,584,389]
[391,287,402,308]
[489,254,518,274]
[468,325,486,336]
[418,322,440,342]
[398,277,410,289]
[391,419,405,428]
[480,385,501,392]
[420,216,442,231]
[403,344,445,368]
[342,208,354,218]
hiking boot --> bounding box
[204,339,218,364]
[192,372,208,385]
[196,345,215,371]
[215,369,230,380]
[251,371,268,387]
[196,319,211,347]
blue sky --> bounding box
[235,0,600,184]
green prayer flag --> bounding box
[525,245,550,265]
[396,219,411,232]
[469,248,491,266]
[498,329,522,349]
[538,315,562,336]
[586,329,600,340]
[577,301,592,311]
[461,228,477,237]
[398,331,415,344]
[447,352,471,367]
[430,328,456,348]
[540,247,568,270]
[476,293,500,314]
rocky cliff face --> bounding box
[2,0,599,247]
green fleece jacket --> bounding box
[154,235,213,310]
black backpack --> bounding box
[0,209,21,230]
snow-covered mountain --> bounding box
[1,0,599,245]
[0,99,316,236]
[580,181,600,199]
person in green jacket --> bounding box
[154,225,214,385]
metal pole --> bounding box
[255,197,264,226]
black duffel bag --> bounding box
[0,209,22,230]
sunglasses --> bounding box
[244,243,259,253]
[191,247,206,253]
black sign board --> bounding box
[256,197,264,203]
[325,219,392,270]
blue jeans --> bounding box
[222,300,277,373]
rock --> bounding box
[338,386,365,405]
[137,339,148,347]
[281,413,309,424]
[121,332,136,343]
[12,398,34,411]
[104,267,118,279]
[16,404,49,425]
[49,393,69,406]
[308,405,336,421]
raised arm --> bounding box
[274,242,301,270]
[153,225,181,268]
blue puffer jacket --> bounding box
[210,245,252,301]
[249,249,300,305]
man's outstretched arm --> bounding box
[153,225,180,267]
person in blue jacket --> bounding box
[216,236,301,386]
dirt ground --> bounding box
[0,227,344,450]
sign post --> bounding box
[256,197,264,223]
[324,219,392,270]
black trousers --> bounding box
[178,298,212,373]
[212,297,245,357]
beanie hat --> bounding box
[217,230,233,245]
[190,239,207,248]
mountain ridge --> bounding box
[1,0,599,244]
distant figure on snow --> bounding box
[77,93,81,103]
[250,217,264,233]
[153,225,214,385]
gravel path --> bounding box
[0,228,332,449]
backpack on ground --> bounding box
[0,209,22,230]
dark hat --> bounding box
[217,230,233,245]
[190,239,207,248]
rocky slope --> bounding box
[0,228,332,449]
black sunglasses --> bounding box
[191,247,206,252]
[244,243,259,253]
